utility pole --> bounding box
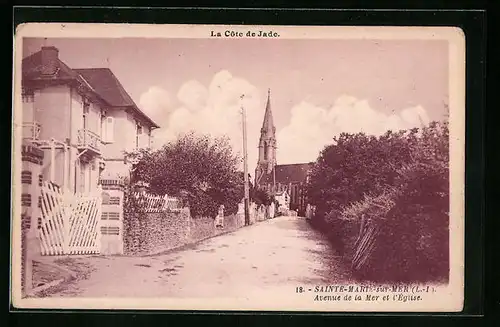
[272,157,276,194]
[241,94,250,226]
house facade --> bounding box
[74,67,159,178]
[274,190,290,212]
[21,46,159,193]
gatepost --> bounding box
[21,142,44,296]
[99,173,125,255]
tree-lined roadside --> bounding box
[306,121,449,283]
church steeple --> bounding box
[261,88,276,136]
[255,88,277,187]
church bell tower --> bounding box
[255,89,277,189]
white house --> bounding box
[21,46,160,193]
[274,190,290,213]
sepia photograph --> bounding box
[11,24,465,311]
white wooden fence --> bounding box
[352,221,381,271]
[38,181,102,255]
[132,192,182,212]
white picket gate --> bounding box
[38,181,102,255]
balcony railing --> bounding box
[77,129,101,154]
[22,122,41,141]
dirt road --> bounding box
[46,216,353,298]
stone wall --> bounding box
[189,214,244,243]
[188,216,215,242]
[124,208,191,256]
[123,196,274,256]
[124,208,250,256]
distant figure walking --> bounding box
[215,204,225,228]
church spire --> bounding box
[255,88,277,186]
[261,88,275,135]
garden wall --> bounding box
[189,214,245,243]
[124,208,192,256]
[124,205,255,256]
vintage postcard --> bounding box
[11,23,465,312]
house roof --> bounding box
[22,50,80,81]
[74,68,135,107]
[22,49,160,129]
[260,162,314,185]
[74,68,159,129]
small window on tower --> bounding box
[264,142,268,160]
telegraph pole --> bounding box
[241,94,250,226]
[272,158,276,194]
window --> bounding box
[100,115,105,139]
[79,160,86,193]
[83,99,90,114]
[136,122,143,148]
[101,116,114,143]
[147,128,152,148]
[264,141,268,160]
[100,110,106,140]
[77,159,93,193]
[82,99,89,132]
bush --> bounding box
[377,159,449,282]
[307,121,449,283]
[250,187,274,206]
[129,132,244,218]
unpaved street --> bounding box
[46,216,353,298]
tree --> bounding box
[306,128,419,219]
[129,132,243,218]
[250,186,273,206]
[306,121,450,282]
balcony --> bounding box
[77,128,101,157]
[22,122,41,141]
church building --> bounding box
[254,89,314,216]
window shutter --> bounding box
[106,117,114,143]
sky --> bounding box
[22,37,449,170]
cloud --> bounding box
[276,95,430,164]
[139,86,173,125]
[177,80,208,111]
[149,70,264,173]
[143,72,431,175]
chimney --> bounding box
[40,46,59,75]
